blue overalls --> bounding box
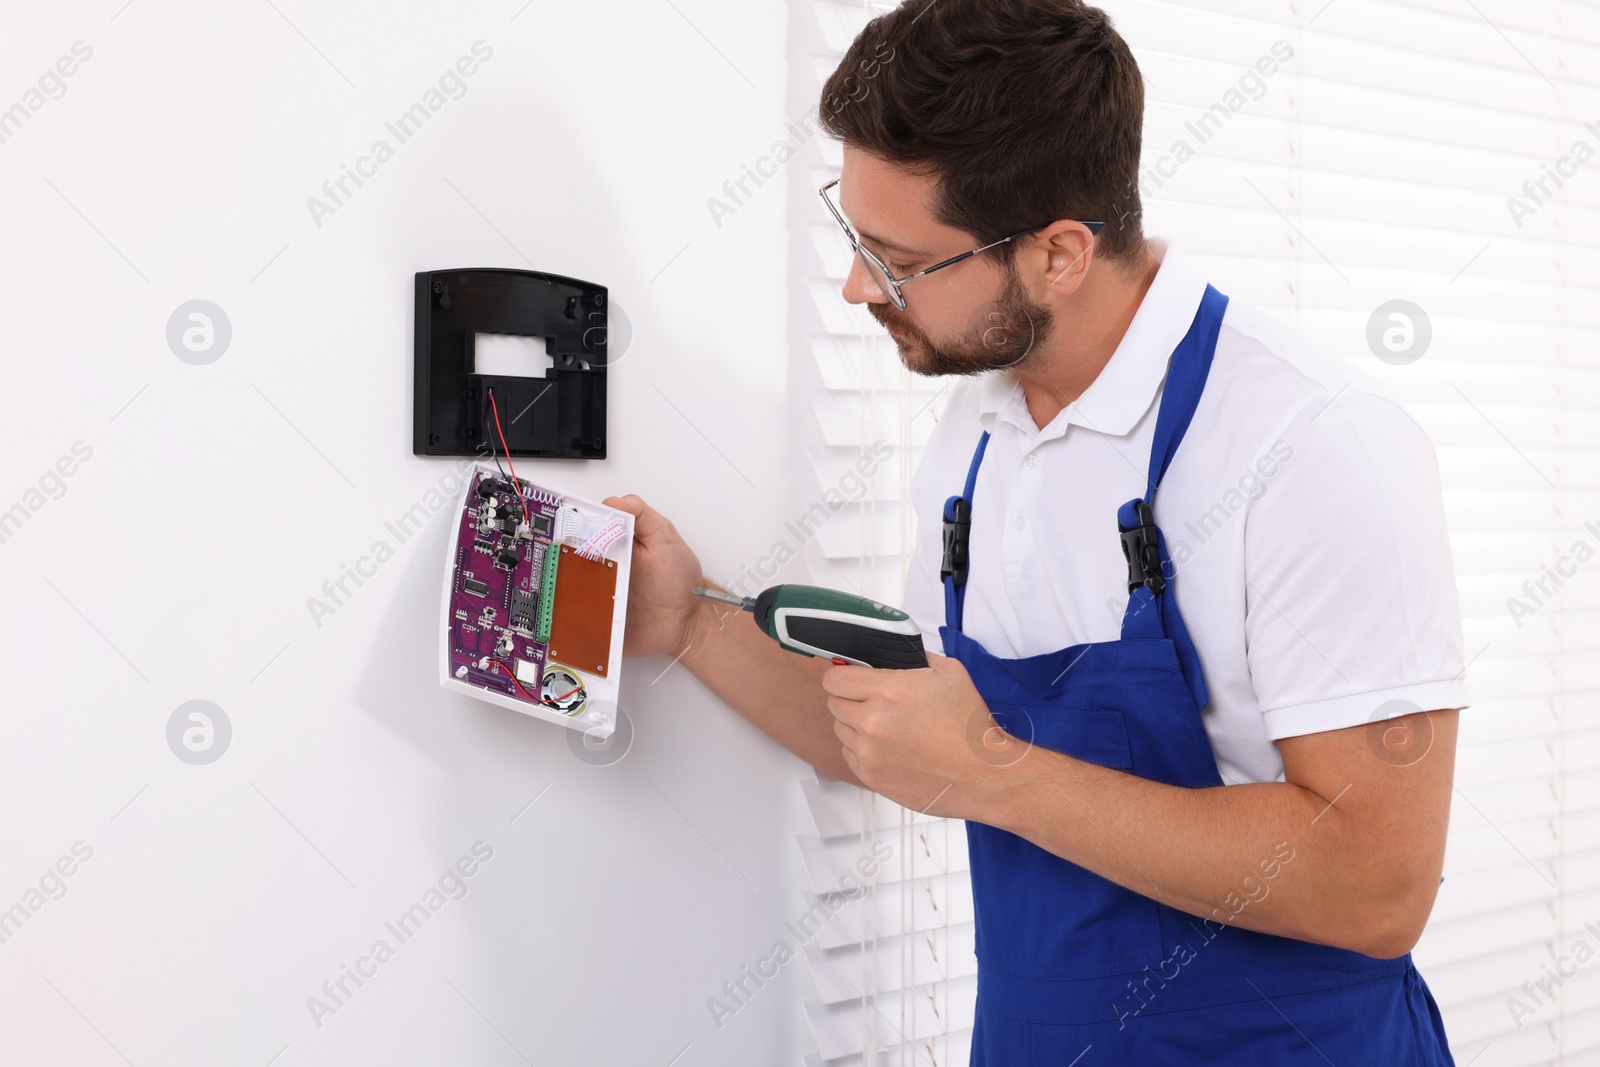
[939,285,1456,1064]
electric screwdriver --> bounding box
[692,584,929,669]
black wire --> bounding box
[482,387,510,482]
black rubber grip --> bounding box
[784,615,928,669]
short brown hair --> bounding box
[819,0,1145,262]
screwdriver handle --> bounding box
[753,585,928,669]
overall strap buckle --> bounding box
[1119,500,1166,596]
[941,497,973,588]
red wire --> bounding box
[487,658,539,702]
[485,388,532,529]
[487,659,583,708]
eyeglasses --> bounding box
[819,177,1105,310]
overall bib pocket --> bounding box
[969,702,1165,979]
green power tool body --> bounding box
[692,584,928,669]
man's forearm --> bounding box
[981,743,1446,958]
[679,587,861,785]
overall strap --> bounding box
[1143,283,1229,502]
[1118,283,1230,710]
[941,430,990,632]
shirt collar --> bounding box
[976,237,1208,440]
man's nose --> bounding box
[842,252,890,306]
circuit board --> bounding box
[441,465,631,734]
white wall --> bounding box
[0,1,818,1063]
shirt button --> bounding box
[1025,454,1038,469]
[1014,514,1026,530]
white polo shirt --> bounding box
[901,238,1470,786]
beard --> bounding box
[868,258,1053,377]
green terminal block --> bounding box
[536,545,560,642]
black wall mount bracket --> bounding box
[413,268,608,460]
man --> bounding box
[606,0,1466,1061]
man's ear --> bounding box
[1034,221,1098,295]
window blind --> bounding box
[789,1,1598,1064]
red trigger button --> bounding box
[830,657,848,665]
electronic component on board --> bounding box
[510,587,538,634]
[536,545,560,643]
[540,664,587,716]
[546,546,618,677]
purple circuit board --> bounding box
[447,468,563,707]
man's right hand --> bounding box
[602,494,712,661]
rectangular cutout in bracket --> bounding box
[474,333,557,378]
